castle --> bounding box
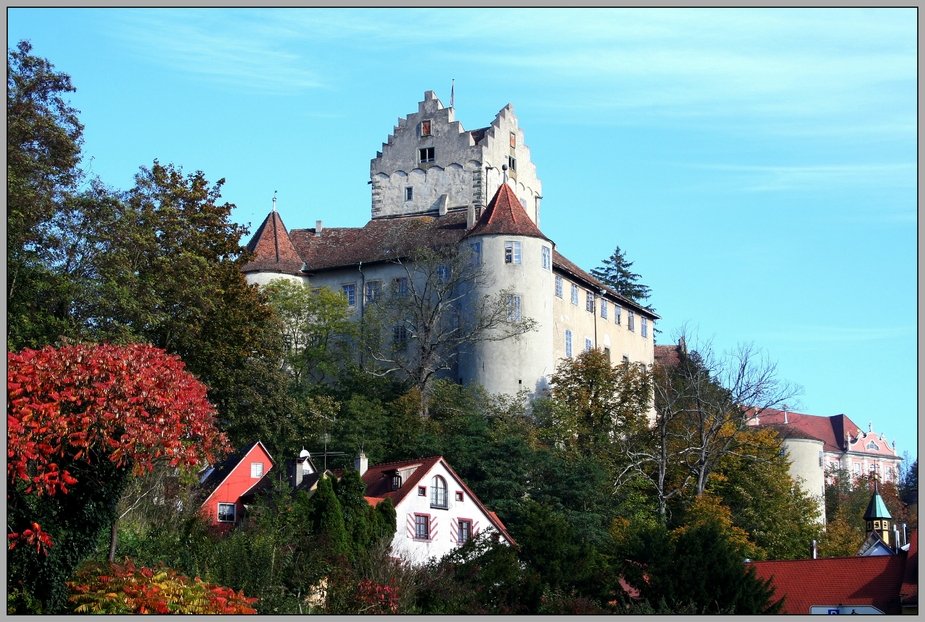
[242,90,658,398]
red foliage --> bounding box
[8,522,53,554]
[7,343,230,501]
[356,578,400,614]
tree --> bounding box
[7,343,229,613]
[361,245,536,411]
[590,245,651,304]
[7,40,85,348]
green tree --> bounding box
[590,245,651,304]
[307,476,350,560]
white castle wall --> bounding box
[782,437,827,525]
[245,272,305,287]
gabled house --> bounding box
[357,453,515,565]
[199,440,274,530]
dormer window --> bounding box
[421,119,432,136]
[391,474,402,490]
[419,147,435,163]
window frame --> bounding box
[555,275,563,298]
[365,280,382,304]
[419,147,435,163]
[585,337,593,352]
[586,291,595,313]
[420,119,432,136]
[469,241,482,266]
[430,476,448,509]
[342,283,357,307]
[507,293,522,321]
[414,513,431,540]
[217,502,236,523]
[628,310,635,332]
[250,462,264,479]
[641,317,648,338]
[615,305,622,325]
[600,299,608,319]
[570,284,579,306]
[393,324,408,349]
[504,240,522,264]
[394,277,409,297]
[458,518,473,545]
[405,186,413,201]
[418,486,427,497]
[565,330,573,358]
[542,246,551,270]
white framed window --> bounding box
[641,317,648,338]
[555,275,563,298]
[628,311,635,332]
[420,119,432,136]
[586,291,595,313]
[419,147,435,163]
[342,283,356,307]
[504,241,522,264]
[615,305,622,325]
[585,338,593,352]
[405,186,413,201]
[507,293,522,321]
[217,503,235,523]
[469,241,482,266]
[571,284,579,306]
[365,280,382,303]
[250,462,264,478]
[430,476,448,509]
[601,299,608,319]
[542,246,551,270]
[414,514,431,540]
[565,330,573,358]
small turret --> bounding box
[864,480,893,547]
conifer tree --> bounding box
[590,245,651,304]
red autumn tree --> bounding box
[7,343,230,613]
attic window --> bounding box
[418,486,427,496]
[421,120,432,136]
[217,503,235,523]
[391,474,403,490]
[419,147,435,163]
[867,441,879,451]
[250,462,264,478]
[455,491,464,502]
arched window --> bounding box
[430,475,448,509]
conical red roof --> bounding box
[242,210,304,274]
[467,182,551,242]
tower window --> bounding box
[419,147,435,163]
[405,186,413,201]
[510,131,516,148]
[565,330,573,358]
[555,275,563,298]
[504,241,522,264]
[421,119,432,136]
[507,294,522,321]
[542,246,551,270]
[469,241,482,266]
[507,155,517,172]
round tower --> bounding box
[460,181,554,398]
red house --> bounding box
[199,441,274,530]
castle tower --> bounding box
[863,480,894,548]
[459,181,555,398]
[242,206,305,286]
[370,90,543,224]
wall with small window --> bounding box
[199,442,274,529]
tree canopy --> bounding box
[590,245,652,305]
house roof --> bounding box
[654,343,682,367]
[199,440,275,504]
[466,182,551,242]
[900,531,918,607]
[242,210,304,275]
[750,554,908,614]
[553,249,658,319]
[361,455,516,546]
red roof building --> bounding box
[199,441,274,530]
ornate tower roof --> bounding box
[864,482,893,521]
[467,182,551,242]
[242,210,304,275]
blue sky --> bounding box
[8,8,917,460]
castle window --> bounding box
[507,155,516,172]
[405,186,413,201]
[419,147,435,163]
[571,284,579,306]
[342,283,356,307]
[394,277,409,297]
[586,291,595,313]
[393,325,408,349]
[504,241,522,264]
[601,299,608,319]
[421,119,432,136]
[469,241,482,266]
[542,246,551,270]
[510,131,516,148]
[641,317,648,338]
[365,280,382,303]
[615,305,622,325]
[628,311,635,332]
[217,503,235,523]
[565,330,573,358]
[585,338,593,352]
[555,275,563,298]
[437,264,450,283]
[507,294,522,321]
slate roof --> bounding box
[242,211,304,275]
[750,554,909,614]
[361,455,516,546]
[466,182,551,242]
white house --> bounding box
[357,453,515,565]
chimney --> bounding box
[315,220,323,237]
[466,202,476,230]
[811,539,817,559]
[354,451,368,477]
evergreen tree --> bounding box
[590,245,651,304]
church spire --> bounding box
[863,480,893,548]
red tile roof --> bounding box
[749,409,900,460]
[750,554,908,614]
[654,344,682,367]
[242,211,304,275]
[361,455,516,546]
[900,530,918,608]
[466,182,551,242]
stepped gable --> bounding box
[467,182,551,242]
[290,212,469,272]
[242,210,304,275]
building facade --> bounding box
[242,91,657,399]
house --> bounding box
[199,440,274,529]
[356,452,515,565]
[242,90,658,401]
